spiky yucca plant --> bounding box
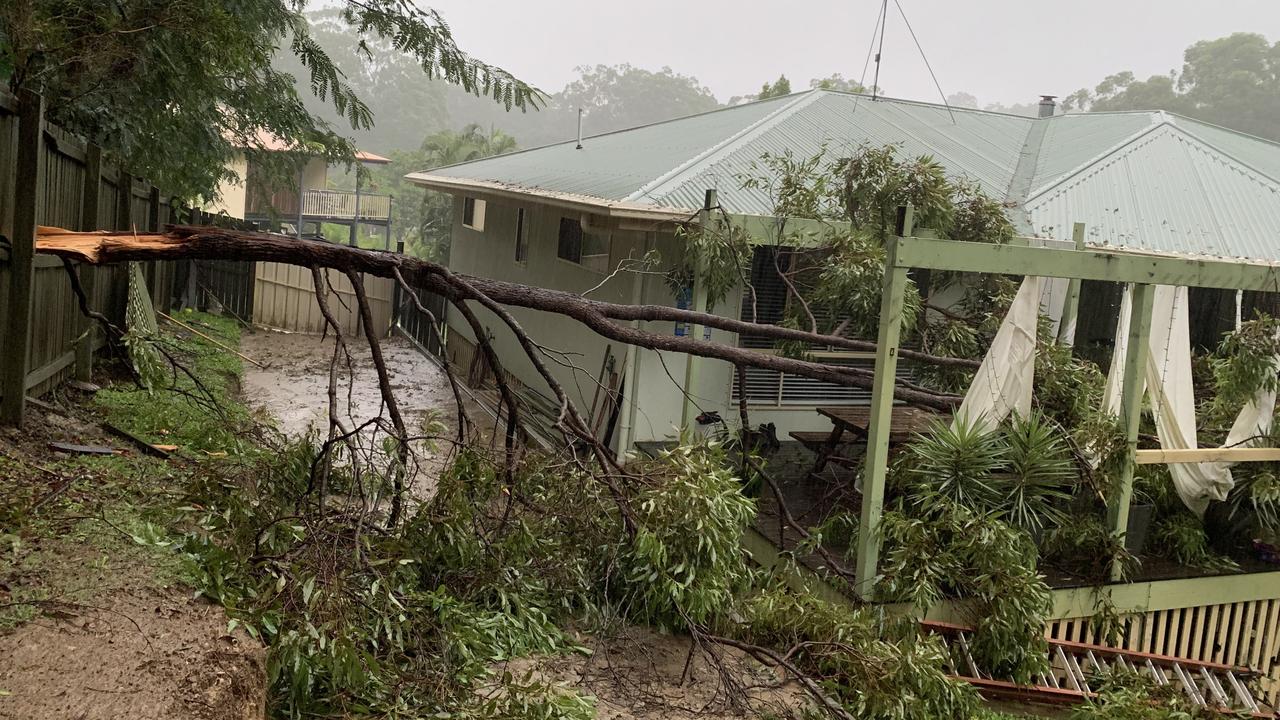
[1002,413,1077,533]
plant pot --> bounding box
[1125,503,1155,555]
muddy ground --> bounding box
[240,329,461,493]
[504,626,807,719]
[0,404,265,720]
[0,588,265,720]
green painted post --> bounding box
[1,89,44,425]
[74,143,103,382]
[1108,282,1154,581]
[1056,223,1086,345]
[853,207,914,598]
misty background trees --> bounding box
[1063,32,1280,142]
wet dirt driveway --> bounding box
[239,329,458,489]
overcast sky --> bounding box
[410,0,1278,106]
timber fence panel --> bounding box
[0,94,16,238]
[252,261,392,336]
[23,123,90,396]
[197,259,256,323]
[0,87,202,407]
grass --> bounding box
[94,310,258,454]
[0,311,257,629]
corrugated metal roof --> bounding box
[1173,117,1280,185]
[415,93,799,206]
[411,89,1280,261]
[650,92,1032,214]
[1030,112,1156,194]
[1026,125,1280,261]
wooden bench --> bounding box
[789,431,861,468]
[806,406,947,477]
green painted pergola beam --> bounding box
[852,225,1280,598]
[894,236,1280,291]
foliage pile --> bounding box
[89,312,995,719]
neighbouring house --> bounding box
[207,130,394,245]
[192,131,398,334]
[405,88,1280,457]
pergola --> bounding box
[853,208,1280,598]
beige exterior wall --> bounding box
[206,152,249,219]
[206,154,330,221]
[301,157,328,193]
[442,195,848,451]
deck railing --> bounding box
[246,188,391,222]
[301,189,390,221]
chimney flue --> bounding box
[576,108,584,149]
[1038,95,1057,118]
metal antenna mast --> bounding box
[870,0,888,99]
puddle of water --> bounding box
[240,329,457,494]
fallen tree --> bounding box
[36,224,967,411]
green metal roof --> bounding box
[408,89,1280,262]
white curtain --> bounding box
[1104,285,1277,515]
[954,276,1042,433]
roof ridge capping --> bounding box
[1026,114,1178,203]
[1027,120,1280,213]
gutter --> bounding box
[404,173,694,227]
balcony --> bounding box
[246,188,391,224]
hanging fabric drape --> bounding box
[1104,284,1278,515]
[954,276,1042,433]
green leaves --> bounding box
[904,417,1007,511]
[902,413,1078,534]
[613,441,756,627]
[2,0,539,200]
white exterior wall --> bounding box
[445,197,674,448]
[443,197,850,450]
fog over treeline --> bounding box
[284,12,1279,160]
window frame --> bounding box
[557,216,583,264]
[514,207,529,264]
[556,216,611,273]
[462,196,486,231]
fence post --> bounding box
[391,239,404,329]
[1,89,44,425]
[74,143,103,382]
[181,206,199,309]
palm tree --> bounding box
[420,123,518,168]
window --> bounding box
[732,246,912,406]
[556,217,610,272]
[462,197,486,231]
[514,208,529,263]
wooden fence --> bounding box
[0,88,207,423]
[252,262,393,335]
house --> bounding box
[206,130,394,245]
[405,89,1280,457]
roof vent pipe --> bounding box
[1038,95,1057,118]
[576,108,584,149]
